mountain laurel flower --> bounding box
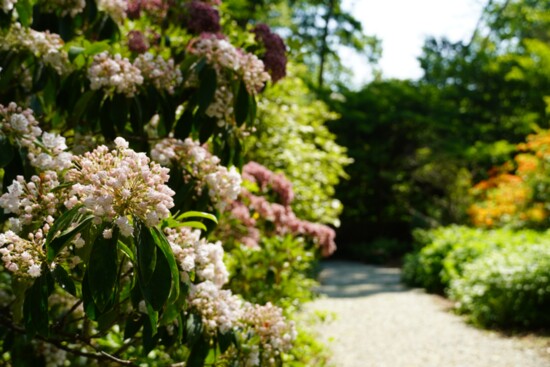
[241,302,297,359]
[1,0,16,12]
[97,0,127,23]
[1,23,70,75]
[0,230,45,278]
[0,171,62,229]
[165,227,229,286]
[188,34,270,126]
[88,52,144,97]
[133,53,183,94]
[37,0,86,17]
[188,281,243,335]
[151,138,241,212]
[65,138,175,235]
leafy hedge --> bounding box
[449,244,550,328]
[402,226,550,329]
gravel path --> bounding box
[307,260,550,367]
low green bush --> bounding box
[225,235,319,312]
[449,244,550,328]
[402,226,544,293]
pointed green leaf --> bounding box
[47,216,93,262]
[197,65,217,114]
[175,211,218,224]
[151,227,180,303]
[23,271,54,337]
[52,265,76,297]
[0,136,14,168]
[136,222,157,285]
[87,232,118,313]
[234,79,250,126]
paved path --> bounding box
[306,260,550,367]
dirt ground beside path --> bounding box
[306,260,550,367]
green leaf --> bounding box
[68,47,85,62]
[45,205,84,260]
[82,272,99,320]
[14,0,32,27]
[141,245,171,311]
[110,94,129,133]
[83,41,110,56]
[87,231,119,313]
[72,90,98,123]
[23,271,54,337]
[198,116,217,144]
[47,216,92,262]
[197,66,217,114]
[0,136,15,168]
[234,79,250,126]
[185,312,203,347]
[174,103,195,139]
[218,331,235,354]
[124,314,143,340]
[52,266,76,297]
[117,240,135,262]
[142,313,158,354]
[150,227,180,303]
[136,222,157,285]
[187,336,210,367]
[175,211,218,224]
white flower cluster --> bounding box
[151,138,242,212]
[188,35,270,126]
[0,229,46,278]
[188,280,243,334]
[37,0,86,17]
[1,23,70,75]
[240,302,297,363]
[133,53,183,94]
[0,172,60,230]
[0,103,73,172]
[65,138,175,236]
[87,52,144,97]
[164,227,229,286]
[1,0,16,13]
[97,0,127,23]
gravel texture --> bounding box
[307,260,550,367]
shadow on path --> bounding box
[316,260,411,298]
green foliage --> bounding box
[403,225,550,330]
[449,244,550,329]
[246,64,351,226]
[402,226,546,293]
[226,235,319,312]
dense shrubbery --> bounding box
[0,0,342,365]
[403,226,550,329]
[449,244,550,328]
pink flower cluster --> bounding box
[133,53,183,94]
[87,52,144,97]
[0,229,46,278]
[164,227,229,287]
[37,0,86,17]
[188,33,270,126]
[0,172,60,231]
[243,161,293,206]
[229,162,336,256]
[240,302,297,362]
[65,138,175,236]
[97,0,127,23]
[151,138,241,211]
[0,103,73,172]
[1,23,70,75]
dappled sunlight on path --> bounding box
[307,260,549,367]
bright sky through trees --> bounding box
[342,0,485,82]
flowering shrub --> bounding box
[468,130,550,229]
[449,244,550,328]
[218,161,337,257]
[0,0,316,364]
[402,225,550,330]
